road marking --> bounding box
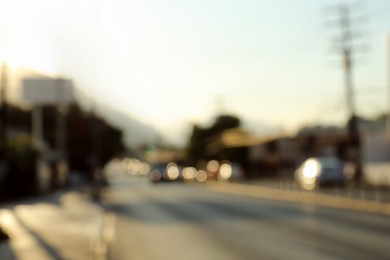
[90,212,116,260]
[209,182,390,216]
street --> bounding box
[105,176,390,260]
[0,174,389,260]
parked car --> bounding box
[295,157,346,190]
[149,164,167,183]
[218,162,244,181]
[149,162,181,183]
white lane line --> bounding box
[91,212,116,260]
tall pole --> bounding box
[341,6,356,123]
[56,78,67,160]
[388,35,390,135]
[339,5,358,135]
[342,5,361,183]
[32,106,44,150]
[0,63,8,157]
[327,3,366,182]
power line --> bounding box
[326,2,368,124]
[324,1,369,182]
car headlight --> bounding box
[166,163,179,180]
[219,163,232,179]
[302,159,321,178]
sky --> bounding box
[0,0,389,144]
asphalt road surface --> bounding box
[104,176,390,260]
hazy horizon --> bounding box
[1,0,389,145]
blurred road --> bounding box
[106,176,390,260]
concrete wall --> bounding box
[362,132,390,163]
[362,132,390,186]
[364,163,390,186]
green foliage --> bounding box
[2,103,126,174]
[6,135,39,171]
[211,115,241,134]
[66,104,126,172]
[187,114,241,164]
[2,135,40,197]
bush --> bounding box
[4,135,40,197]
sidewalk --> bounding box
[0,189,106,260]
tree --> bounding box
[187,114,241,165]
[66,104,125,173]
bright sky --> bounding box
[0,0,389,144]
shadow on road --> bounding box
[0,228,15,259]
[11,213,64,260]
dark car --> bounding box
[295,157,346,190]
[149,162,181,183]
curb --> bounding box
[209,182,390,216]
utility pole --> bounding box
[340,5,356,126]
[388,35,390,135]
[326,2,367,183]
[90,100,101,181]
[0,62,8,158]
[56,78,67,160]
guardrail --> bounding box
[231,178,390,203]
